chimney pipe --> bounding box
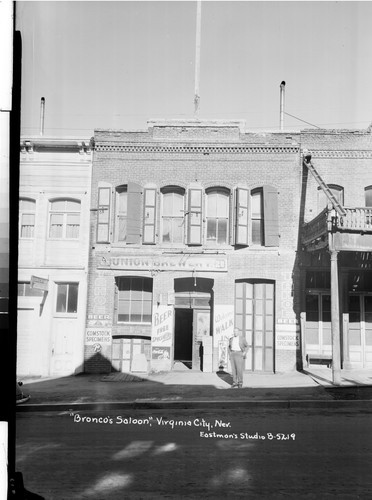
[280,81,285,131]
[40,97,45,136]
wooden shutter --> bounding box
[235,187,249,246]
[143,188,157,244]
[97,187,111,242]
[187,188,203,245]
[126,182,142,244]
[263,185,279,247]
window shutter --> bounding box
[235,187,249,246]
[143,188,157,244]
[263,185,279,247]
[97,187,111,242]
[126,182,142,244]
[187,188,203,245]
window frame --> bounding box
[205,187,230,246]
[48,198,81,240]
[251,188,264,246]
[114,185,128,242]
[55,282,79,316]
[116,276,153,325]
[161,186,185,245]
[19,198,36,239]
[317,184,344,213]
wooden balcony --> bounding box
[302,207,372,252]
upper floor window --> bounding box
[161,187,185,244]
[317,185,344,213]
[206,188,229,245]
[49,199,81,239]
[56,282,79,314]
[115,186,128,242]
[116,276,152,323]
[19,198,36,239]
[365,186,372,207]
[251,189,263,245]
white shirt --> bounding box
[230,336,241,352]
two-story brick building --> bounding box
[84,120,303,374]
[17,137,92,377]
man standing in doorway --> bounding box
[229,328,249,388]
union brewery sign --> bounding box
[98,254,227,272]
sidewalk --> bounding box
[16,366,372,411]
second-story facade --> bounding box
[85,120,303,374]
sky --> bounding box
[16,1,372,138]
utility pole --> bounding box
[194,0,201,117]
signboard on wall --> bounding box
[98,254,227,272]
[214,306,234,370]
[276,324,300,350]
[151,305,173,371]
[30,275,49,292]
[85,328,112,345]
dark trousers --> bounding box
[230,351,244,385]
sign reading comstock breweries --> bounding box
[98,254,227,272]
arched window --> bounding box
[49,199,81,239]
[206,188,230,245]
[317,185,344,212]
[365,186,372,207]
[161,186,185,244]
[19,198,36,238]
[251,188,263,245]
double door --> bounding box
[235,281,274,372]
[348,294,372,368]
[305,292,332,357]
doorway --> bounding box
[174,308,210,370]
[348,294,372,368]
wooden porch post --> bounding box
[330,250,341,385]
[342,313,352,370]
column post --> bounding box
[330,250,341,385]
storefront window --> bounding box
[117,277,152,323]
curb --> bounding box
[16,399,372,412]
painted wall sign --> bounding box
[98,254,227,272]
[276,325,300,350]
[85,328,112,345]
[151,347,171,360]
[152,305,173,347]
[30,275,49,292]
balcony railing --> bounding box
[302,208,328,245]
[338,207,372,231]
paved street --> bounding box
[16,408,372,499]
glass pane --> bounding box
[217,219,228,244]
[256,299,263,315]
[265,284,274,299]
[21,214,35,237]
[251,191,262,217]
[66,200,81,211]
[206,219,216,241]
[235,315,243,330]
[245,283,253,299]
[323,329,331,345]
[365,297,372,313]
[163,193,173,215]
[172,218,183,243]
[256,331,263,347]
[265,331,273,347]
[142,279,152,293]
[266,315,273,331]
[50,214,63,238]
[20,199,35,211]
[173,193,184,215]
[50,200,66,211]
[66,214,80,238]
[56,284,67,312]
[245,315,253,331]
[252,220,263,245]
[306,329,319,344]
[365,330,372,346]
[162,219,171,242]
[255,316,263,331]
[365,188,372,207]
[235,298,243,314]
[216,193,229,217]
[67,284,78,313]
[235,282,243,299]
[206,192,217,216]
